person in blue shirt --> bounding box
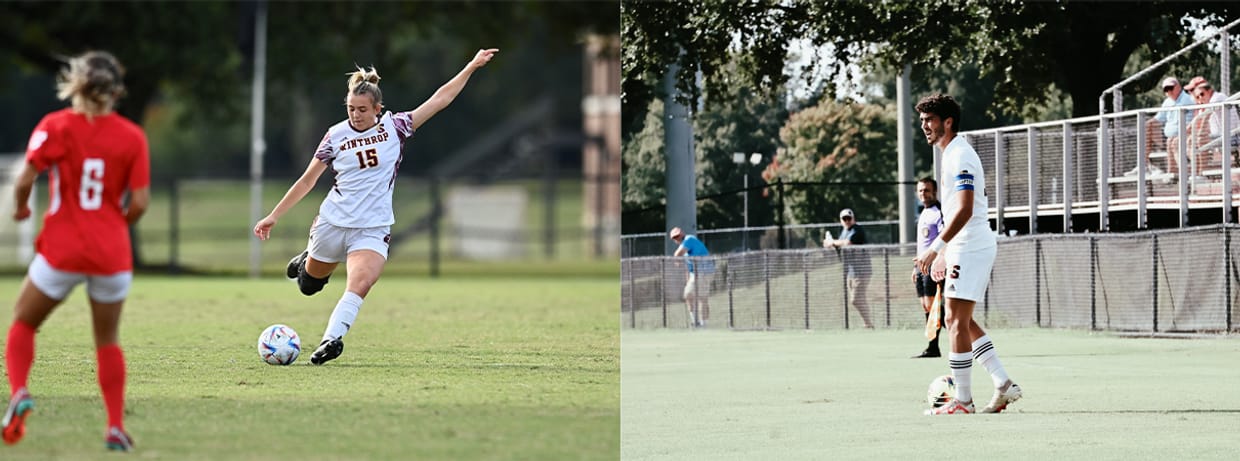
[670,227,715,328]
[1133,76,1195,177]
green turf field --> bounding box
[621,329,1240,461]
[0,275,618,460]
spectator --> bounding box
[1132,76,1194,177]
[670,227,715,328]
[824,208,874,329]
[1183,76,1240,174]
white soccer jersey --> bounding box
[313,111,415,227]
[940,135,996,251]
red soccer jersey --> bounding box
[25,109,150,274]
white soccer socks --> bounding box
[971,335,1010,389]
[323,291,363,342]
[949,352,973,403]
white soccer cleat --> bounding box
[980,381,1022,413]
[924,399,973,415]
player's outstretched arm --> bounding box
[405,48,498,131]
[254,159,327,240]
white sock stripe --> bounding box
[949,359,972,368]
[973,342,995,359]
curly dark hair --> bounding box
[915,93,962,133]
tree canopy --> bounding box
[622,0,1240,137]
[0,1,618,178]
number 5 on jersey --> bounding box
[355,148,378,169]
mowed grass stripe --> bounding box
[621,329,1240,461]
[0,275,618,460]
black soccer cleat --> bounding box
[309,339,344,365]
[286,251,308,280]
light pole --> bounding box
[733,152,763,250]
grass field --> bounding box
[0,274,618,460]
[621,328,1240,461]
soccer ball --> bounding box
[926,375,956,408]
[257,324,301,365]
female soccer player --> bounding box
[253,48,498,365]
[3,51,149,451]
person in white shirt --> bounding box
[1180,76,1240,178]
[913,94,1021,415]
[253,48,498,365]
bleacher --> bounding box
[958,20,1240,234]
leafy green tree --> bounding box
[622,0,1240,138]
[763,99,897,225]
[620,99,667,234]
[691,71,786,230]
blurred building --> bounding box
[583,34,621,257]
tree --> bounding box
[690,66,786,230]
[763,99,897,226]
[0,1,620,175]
[620,99,667,234]
[622,0,1240,137]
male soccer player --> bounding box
[913,94,1022,415]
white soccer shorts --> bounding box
[942,245,996,303]
[27,254,132,303]
[307,218,391,263]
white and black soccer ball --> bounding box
[926,375,956,408]
[258,324,301,366]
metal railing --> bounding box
[960,98,1240,233]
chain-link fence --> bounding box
[620,220,901,258]
[622,224,1239,333]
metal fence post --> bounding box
[995,132,1006,234]
[1063,121,1073,232]
[1226,227,1233,331]
[660,257,667,328]
[1090,236,1098,331]
[1136,112,1148,229]
[1152,234,1160,332]
[1035,239,1042,327]
[728,255,734,329]
[764,252,772,329]
[1099,117,1111,231]
[1028,126,1038,234]
[883,247,891,327]
[803,252,810,330]
[842,253,850,330]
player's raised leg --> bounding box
[298,255,337,297]
[4,277,64,445]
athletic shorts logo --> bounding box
[383,234,391,245]
[950,264,961,279]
